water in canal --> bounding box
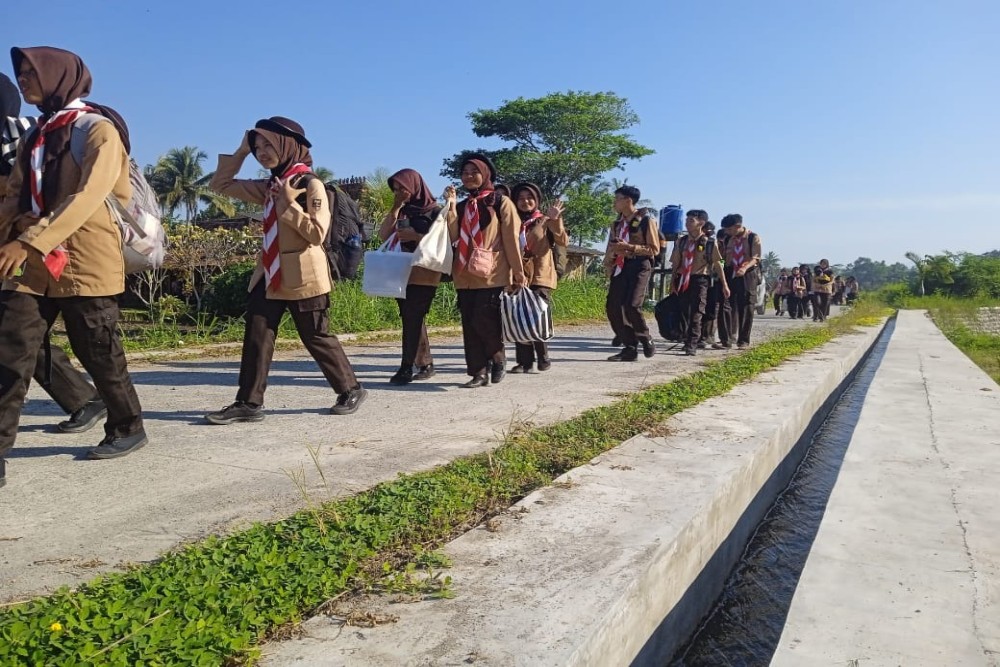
[668,320,895,666]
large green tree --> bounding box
[561,179,616,245]
[147,146,234,222]
[441,91,653,241]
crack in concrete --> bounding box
[919,353,993,666]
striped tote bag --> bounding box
[501,288,554,343]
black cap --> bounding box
[253,116,311,148]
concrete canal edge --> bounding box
[262,319,890,667]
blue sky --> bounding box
[7,0,998,267]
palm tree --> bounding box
[148,146,235,222]
[905,251,927,296]
[761,251,781,284]
[314,166,334,183]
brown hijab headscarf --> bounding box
[11,47,92,116]
[458,155,498,226]
[510,182,543,221]
[249,116,313,178]
[11,47,94,214]
[461,158,495,194]
[388,168,438,219]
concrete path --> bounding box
[773,310,1000,667]
[0,314,807,603]
[259,315,880,667]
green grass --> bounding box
[915,298,1000,384]
[0,302,889,666]
[866,288,1000,384]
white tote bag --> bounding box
[361,240,414,298]
[501,288,554,343]
[411,208,453,275]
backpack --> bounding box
[550,232,568,279]
[297,176,365,280]
[654,293,683,341]
[69,112,166,274]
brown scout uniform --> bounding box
[670,233,725,350]
[603,211,661,349]
[718,229,763,347]
[210,154,358,403]
[447,195,526,377]
[0,119,144,457]
[515,215,568,370]
[0,143,97,417]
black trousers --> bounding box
[813,292,830,321]
[787,295,805,319]
[396,284,437,368]
[32,344,98,414]
[719,275,755,346]
[236,282,357,405]
[0,291,143,457]
[457,287,505,377]
[677,276,709,349]
[606,259,652,348]
[701,280,722,344]
[514,286,552,367]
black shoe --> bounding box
[389,365,413,385]
[331,386,367,415]
[57,399,107,434]
[490,362,506,384]
[611,335,622,347]
[697,342,707,349]
[86,430,148,460]
[509,364,532,374]
[537,359,551,372]
[412,364,436,381]
[711,342,731,350]
[206,401,264,425]
[684,346,697,356]
[608,346,638,362]
[0,458,6,488]
[461,374,489,388]
[641,339,656,358]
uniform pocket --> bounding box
[279,251,314,289]
[80,308,117,355]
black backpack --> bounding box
[549,232,569,278]
[298,176,365,280]
[654,293,683,341]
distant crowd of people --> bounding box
[770,264,860,322]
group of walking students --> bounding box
[771,264,860,322]
[0,47,763,487]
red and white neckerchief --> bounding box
[611,216,632,277]
[261,162,312,289]
[29,99,92,279]
[678,235,701,293]
[729,233,746,269]
[519,210,543,253]
[456,190,493,271]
